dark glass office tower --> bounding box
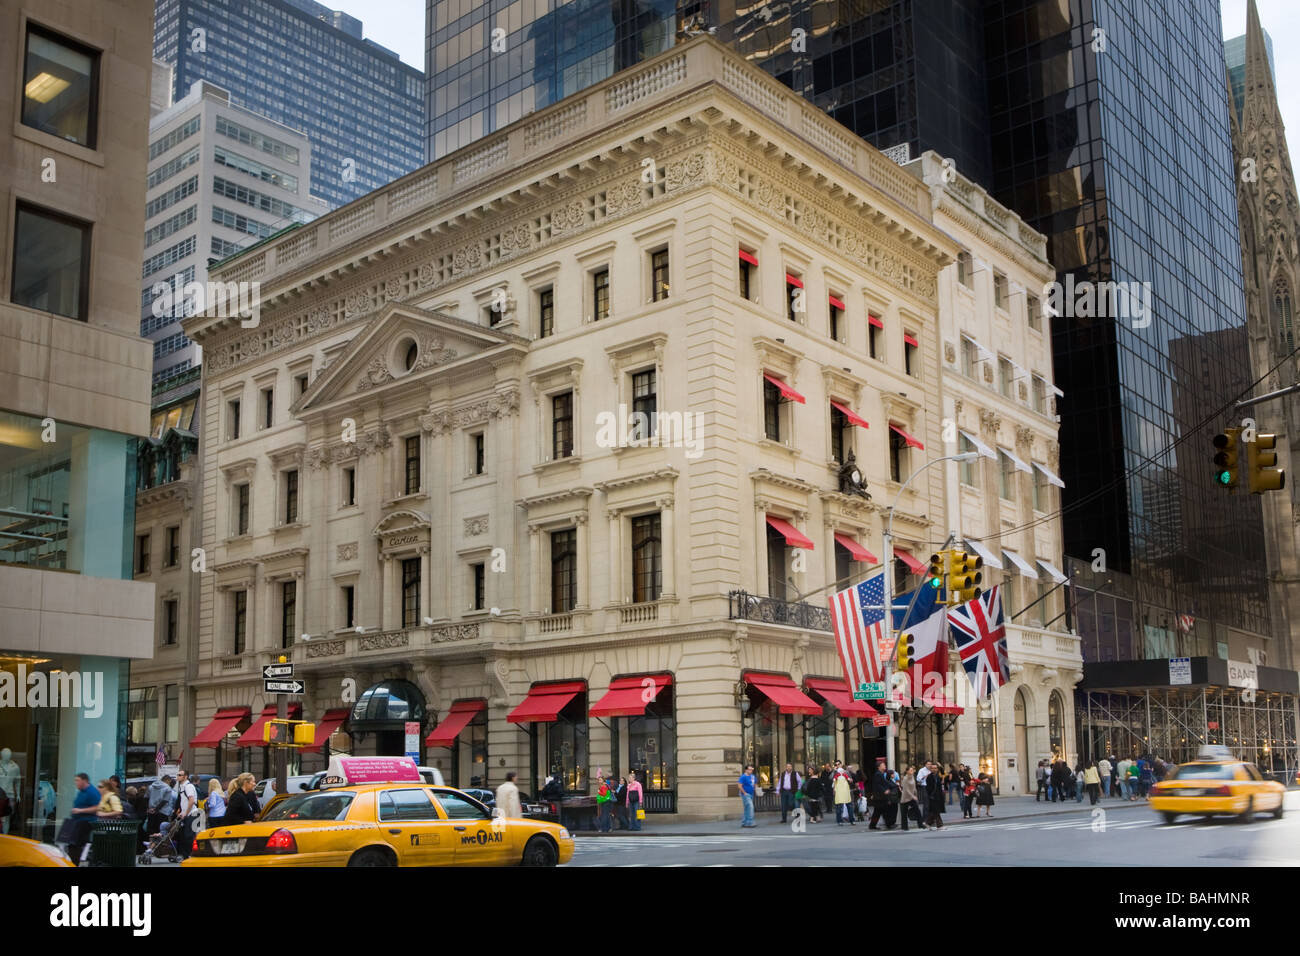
[155,0,425,208]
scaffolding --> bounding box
[1077,687,1298,783]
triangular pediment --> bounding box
[373,509,431,536]
[295,302,528,413]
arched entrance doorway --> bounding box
[347,679,428,760]
[1014,688,1030,793]
[1048,689,1066,762]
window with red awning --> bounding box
[762,372,806,404]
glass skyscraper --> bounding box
[155,0,425,208]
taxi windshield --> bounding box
[261,792,355,821]
[1168,764,1235,780]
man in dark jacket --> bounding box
[1050,760,1070,803]
[922,762,945,828]
[868,761,891,829]
[776,763,801,824]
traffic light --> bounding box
[896,631,915,670]
[1212,427,1242,491]
[948,550,983,605]
[927,551,947,592]
[1247,432,1286,494]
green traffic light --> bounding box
[928,576,942,589]
[1216,470,1231,485]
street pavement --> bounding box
[568,792,1300,866]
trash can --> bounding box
[89,818,142,867]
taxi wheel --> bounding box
[521,836,558,867]
[1237,798,1254,824]
[348,848,396,867]
[1272,799,1284,819]
[1160,812,1178,825]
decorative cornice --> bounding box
[422,387,521,434]
[268,443,306,469]
[220,457,257,482]
[592,467,679,494]
[750,468,813,494]
[307,423,392,469]
[517,486,594,509]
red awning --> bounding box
[833,532,877,563]
[190,706,250,749]
[305,708,351,753]
[426,699,486,748]
[766,514,815,550]
[828,294,846,311]
[903,332,919,347]
[506,681,585,724]
[738,249,758,266]
[236,703,302,748]
[890,423,925,449]
[762,373,806,404]
[804,677,880,718]
[785,273,804,288]
[590,674,673,718]
[932,703,965,715]
[743,672,822,715]
[895,549,927,574]
[830,400,869,430]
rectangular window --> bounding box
[538,286,554,337]
[22,23,100,148]
[235,483,249,535]
[1032,375,1048,414]
[828,295,844,342]
[227,399,241,441]
[261,387,274,429]
[738,256,754,301]
[296,372,309,399]
[786,273,802,322]
[401,557,421,627]
[472,562,486,610]
[651,248,670,302]
[631,369,657,441]
[959,434,979,487]
[471,433,485,475]
[957,251,973,287]
[12,202,92,321]
[889,429,906,483]
[999,452,1017,501]
[550,529,577,613]
[281,580,297,648]
[593,268,610,321]
[147,146,200,190]
[763,380,781,442]
[135,533,150,574]
[165,525,180,566]
[830,405,850,464]
[149,115,200,161]
[163,599,178,646]
[342,585,355,629]
[766,523,787,600]
[904,333,918,377]
[999,357,1015,397]
[405,435,421,495]
[1027,293,1042,331]
[552,392,574,459]
[994,271,1008,309]
[233,591,247,654]
[165,684,179,743]
[283,469,299,524]
[343,467,356,507]
[868,316,881,359]
[1033,465,1049,512]
[961,337,979,378]
[631,513,662,604]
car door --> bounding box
[374,788,455,866]
[432,790,513,866]
[1242,763,1281,810]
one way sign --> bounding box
[263,663,294,679]
[264,679,304,695]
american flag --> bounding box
[949,586,1010,699]
[1177,614,1195,635]
[156,745,166,768]
[830,573,886,692]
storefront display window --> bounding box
[627,685,675,790]
[807,702,835,769]
[1049,690,1065,760]
[546,694,588,793]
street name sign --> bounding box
[853,681,886,700]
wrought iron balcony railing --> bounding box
[728,590,832,631]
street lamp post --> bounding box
[881,452,979,771]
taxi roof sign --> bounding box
[322,755,421,788]
[1195,744,1234,762]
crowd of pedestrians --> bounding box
[1034,753,1170,804]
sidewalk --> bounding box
[583,792,1150,837]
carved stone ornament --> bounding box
[983,365,994,383]
[337,542,358,561]
[944,342,956,365]
[357,355,392,391]
[432,623,480,643]
[1015,425,1034,449]
[1018,381,1028,401]
[421,389,521,434]
[979,409,1000,437]
[307,424,392,469]
[360,630,411,651]
[306,640,346,658]
[464,515,489,536]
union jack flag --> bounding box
[829,573,886,692]
[949,586,1010,699]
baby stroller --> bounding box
[139,814,184,864]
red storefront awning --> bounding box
[890,423,925,449]
[738,249,758,266]
[829,400,869,430]
[190,706,250,749]
[765,514,815,550]
[833,532,877,563]
[804,677,880,718]
[506,681,585,724]
[895,549,927,574]
[762,373,806,404]
[590,674,673,718]
[305,708,351,753]
[743,672,822,716]
[236,703,302,748]
[426,699,486,748]
[932,703,965,715]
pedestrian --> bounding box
[803,765,823,823]
[946,764,960,806]
[1051,759,1070,803]
[818,764,833,816]
[1074,762,1086,803]
[96,778,125,818]
[776,762,801,824]
[1097,755,1112,797]
[1035,760,1048,801]
[961,772,977,818]
[626,770,644,831]
[833,765,855,825]
[1084,761,1101,805]
[122,786,141,819]
[146,774,175,837]
[612,776,631,829]
[1109,754,1120,797]
[1116,756,1132,799]
[899,766,925,831]
[868,760,890,829]
[1126,758,1141,799]
[916,760,931,820]
[1138,756,1155,799]
[595,776,613,832]
[923,761,945,829]
[225,772,260,824]
[61,773,100,865]
[495,770,523,819]
[203,778,227,829]
[974,773,995,817]
[737,764,757,828]
[173,769,200,858]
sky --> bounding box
[333,0,1299,145]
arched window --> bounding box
[1272,279,1294,353]
[1048,690,1066,761]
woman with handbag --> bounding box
[626,771,644,831]
[803,766,823,823]
[899,766,925,831]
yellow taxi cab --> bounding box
[182,757,573,868]
[0,833,75,867]
[1149,746,1285,824]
